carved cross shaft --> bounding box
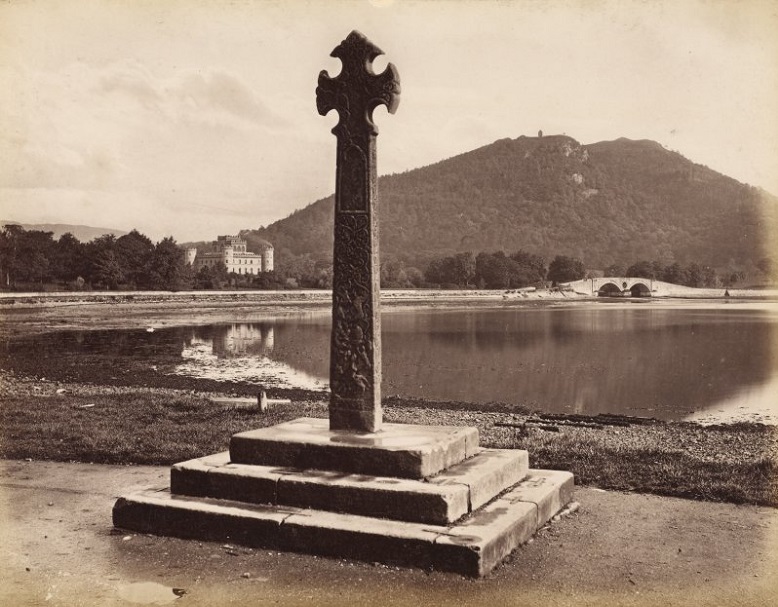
[316,31,400,433]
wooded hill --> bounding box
[0,221,126,243]
[244,135,777,271]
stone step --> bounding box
[170,448,529,524]
[113,469,574,577]
[230,417,480,479]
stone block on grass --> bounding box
[230,417,479,479]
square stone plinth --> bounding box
[230,417,479,479]
[112,468,574,577]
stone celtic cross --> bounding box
[316,31,400,433]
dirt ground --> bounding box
[1,459,776,607]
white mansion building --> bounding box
[186,235,274,275]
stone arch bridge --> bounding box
[565,277,655,297]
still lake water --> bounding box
[7,301,778,423]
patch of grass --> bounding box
[485,423,778,507]
[0,392,325,465]
[1,386,776,507]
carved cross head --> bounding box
[316,30,400,137]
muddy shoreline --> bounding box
[0,289,581,338]
[3,288,772,339]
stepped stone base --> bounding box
[171,447,528,524]
[114,469,573,577]
[113,417,574,576]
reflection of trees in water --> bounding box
[185,324,276,358]
[378,309,775,418]
[417,308,672,350]
[4,327,187,361]
[263,322,330,378]
[253,309,775,417]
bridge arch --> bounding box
[629,282,651,297]
[597,282,622,297]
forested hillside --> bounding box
[248,135,776,272]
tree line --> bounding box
[0,226,288,291]
[2,224,772,292]
[423,250,774,289]
[424,250,585,289]
[0,226,193,290]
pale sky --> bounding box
[1,0,777,242]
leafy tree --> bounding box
[451,252,476,287]
[547,255,586,284]
[53,233,87,283]
[603,263,626,276]
[509,250,546,285]
[26,252,51,286]
[404,266,424,287]
[209,262,229,289]
[314,264,333,288]
[474,252,509,288]
[661,262,688,285]
[626,260,656,279]
[0,224,25,287]
[84,234,118,286]
[425,256,458,286]
[700,266,718,288]
[148,237,188,290]
[116,230,154,288]
[195,265,227,289]
[686,263,703,288]
[15,230,56,285]
[381,259,407,287]
[194,265,210,289]
[276,251,320,287]
[722,270,746,287]
[251,270,284,290]
[93,250,124,289]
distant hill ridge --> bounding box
[0,221,127,242]
[246,135,777,269]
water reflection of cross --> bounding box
[316,31,400,433]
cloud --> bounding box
[0,57,330,240]
[98,64,162,108]
[1,60,298,190]
[95,62,287,129]
[176,71,281,127]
